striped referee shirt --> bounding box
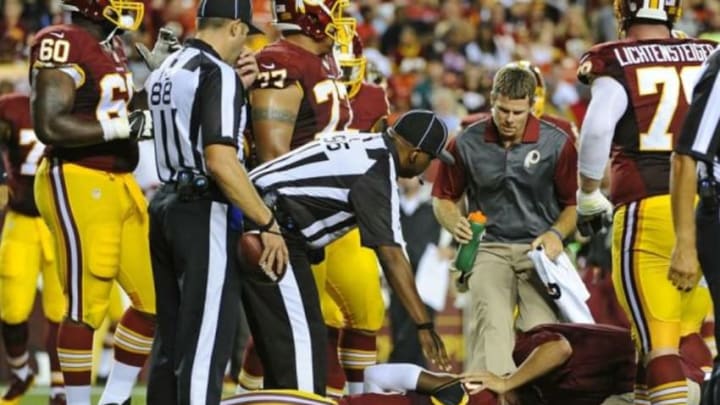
[677,45,720,178]
[249,131,405,249]
[145,38,247,182]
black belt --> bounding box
[162,171,228,203]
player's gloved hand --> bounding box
[100,110,152,141]
[576,189,613,236]
[129,110,153,140]
[136,27,181,70]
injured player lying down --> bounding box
[223,323,709,404]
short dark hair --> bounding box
[196,17,232,31]
[491,66,536,103]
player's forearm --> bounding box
[551,205,577,238]
[579,175,602,193]
[670,153,698,245]
[206,146,274,226]
[432,197,463,232]
[376,245,432,325]
[504,339,572,391]
[32,69,107,147]
[37,115,107,147]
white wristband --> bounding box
[100,117,131,141]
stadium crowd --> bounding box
[0,0,720,405]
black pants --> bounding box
[388,293,434,367]
[240,232,327,395]
[698,201,720,405]
[146,188,240,405]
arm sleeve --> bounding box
[349,155,405,248]
[431,137,467,200]
[554,136,578,207]
[578,76,628,180]
[199,64,244,148]
[676,52,720,163]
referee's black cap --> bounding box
[391,110,455,165]
[197,0,263,35]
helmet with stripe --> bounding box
[62,0,144,31]
[614,0,682,31]
[271,0,355,47]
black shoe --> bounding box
[1,372,35,403]
[49,393,67,405]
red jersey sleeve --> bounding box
[30,25,93,89]
[513,330,566,365]
[577,41,625,85]
[254,47,303,90]
[431,136,467,201]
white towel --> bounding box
[527,249,595,324]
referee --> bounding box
[144,1,288,404]
[669,46,720,403]
[242,110,452,395]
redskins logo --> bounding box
[578,60,593,77]
[524,150,541,169]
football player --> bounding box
[223,323,640,405]
[576,0,716,403]
[239,0,361,396]
[308,31,392,397]
[0,93,67,404]
[29,1,157,404]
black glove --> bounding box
[128,110,152,140]
[136,27,181,70]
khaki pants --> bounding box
[465,243,558,375]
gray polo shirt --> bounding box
[432,114,577,243]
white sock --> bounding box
[97,348,113,378]
[65,385,92,405]
[51,386,65,398]
[98,362,141,404]
[363,363,423,392]
[11,363,31,381]
[347,382,365,395]
[8,352,31,380]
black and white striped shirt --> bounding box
[145,38,246,182]
[677,45,720,178]
[250,131,405,249]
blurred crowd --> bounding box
[2,0,720,132]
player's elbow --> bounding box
[551,338,573,363]
[33,117,61,146]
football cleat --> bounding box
[0,373,35,405]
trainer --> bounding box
[144,1,287,404]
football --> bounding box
[237,232,285,284]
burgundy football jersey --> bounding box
[0,93,43,216]
[341,390,498,405]
[514,323,635,405]
[349,83,389,132]
[254,39,352,150]
[30,24,138,172]
[578,37,717,205]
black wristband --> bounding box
[417,322,434,330]
[258,216,276,233]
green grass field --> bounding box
[7,386,147,405]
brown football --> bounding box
[237,232,285,284]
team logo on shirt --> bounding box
[524,150,541,169]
